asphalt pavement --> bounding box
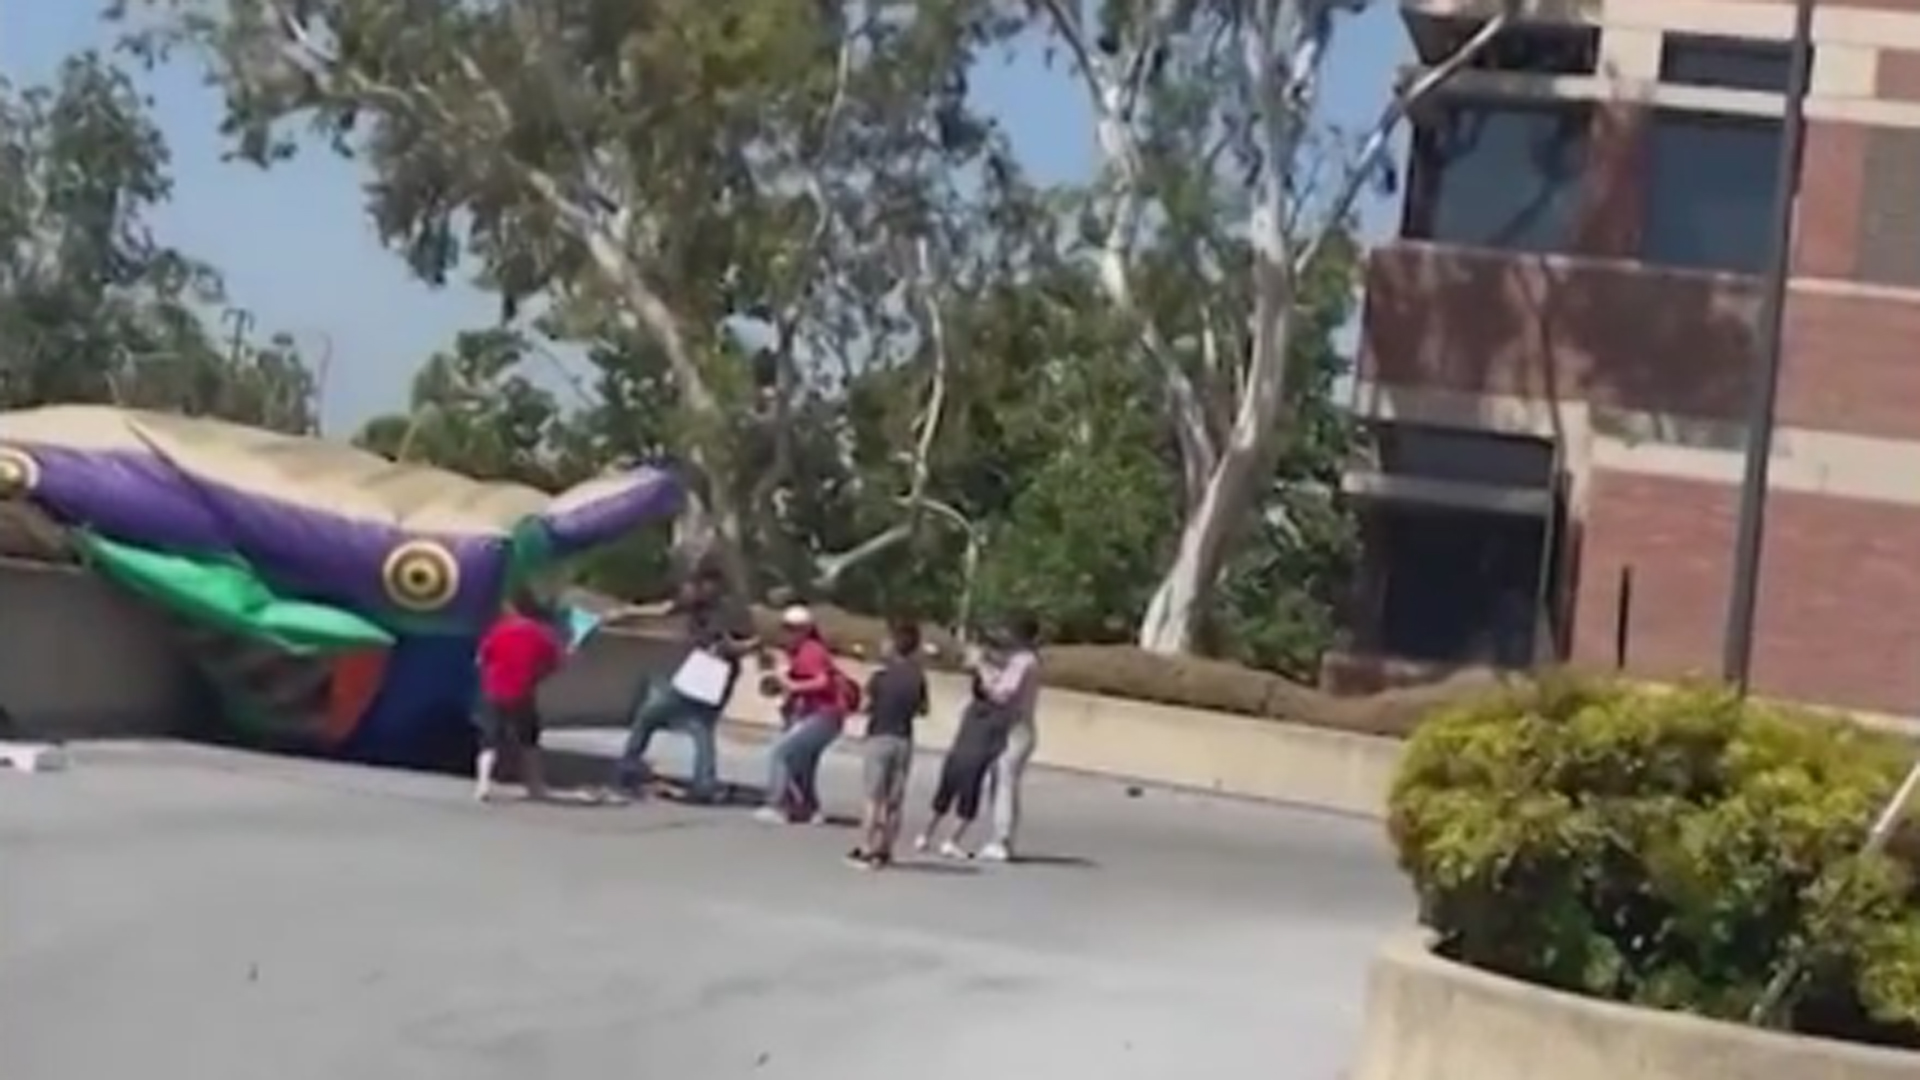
[0,732,1412,1080]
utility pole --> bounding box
[221,307,255,365]
[1722,0,1816,693]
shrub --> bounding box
[1389,675,1920,1048]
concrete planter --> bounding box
[1352,932,1920,1080]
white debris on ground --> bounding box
[0,741,69,773]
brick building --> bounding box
[1346,0,1920,715]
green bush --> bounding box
[1389,676,1920,1048]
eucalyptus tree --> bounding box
[1035,0,1515,651]
[0,50,316,430]
[119,0,1025,591]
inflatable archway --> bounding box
[0,404,680,767]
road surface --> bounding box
[0,733,1410,1079]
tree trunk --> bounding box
[1134,310,1293,652]
[1138,6,1301,652]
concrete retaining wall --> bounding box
[0,561,202,739]
[1352,932,1920,1080]
[5,559,1404,815]
[543,627,1404,817]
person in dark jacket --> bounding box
[614,563,756,802]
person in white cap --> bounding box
[754,604,852,824]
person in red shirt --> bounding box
[754,605,849,824]
[472,589,564,802]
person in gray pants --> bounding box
[980,614,1042,863]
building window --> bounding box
[1417,19,1599,75]
[1407,101,1591,254]
[1473,24,1600,75]
[1659,34,1800,92]
[1640,111,1782,275]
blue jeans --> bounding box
[617,681,721,799]
[765,712,840,817]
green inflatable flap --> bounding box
[76,533,395,654]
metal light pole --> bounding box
[1722,0,1818,692]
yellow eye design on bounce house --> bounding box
[380,539,461,612]
[0,446,38,498]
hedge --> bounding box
[1390,675,1920,1049]
[731,602,1502,739]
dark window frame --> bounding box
[1420,18,1601,76]
[1659,33,1802,92]
[1473,22,1602,76]
[1638,108,1784,275]
[1403,96,1594,256]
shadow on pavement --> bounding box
[1012,853,1099,870]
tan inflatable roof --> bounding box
[0,405,551,535]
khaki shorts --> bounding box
[862,734,913,809]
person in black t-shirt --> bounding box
[847,619,928,869]
[614,564,757,802]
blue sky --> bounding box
[2,0,1407,433]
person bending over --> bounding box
[614,563,756,803]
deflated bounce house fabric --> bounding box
[0,404,681,768]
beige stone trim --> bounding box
[1340,471,1558,515]
[1811,42,1880,100]
[1406,0,1920,49]
[1352,382,1601,511]
[1589,427,1920,506]
[1370,240,1920,304]
[1794,276,1920,303]
[1436,68,1920,127]
[1353,380,1920,508]
[1599,27,1663,80]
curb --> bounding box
[1352,932,1920,1080]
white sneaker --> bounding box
[753,807,787,826]
[978,842,1011,863]
[913,833,932,853]
[939,840,973,861]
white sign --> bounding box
[671,649,732,706]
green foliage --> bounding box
[0,52,316,431]
[354,328,578,489]
[974,426,1176,643]
[115,0,1371,675]
[1391,677,1920,1048]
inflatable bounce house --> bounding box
[0,404,680,768]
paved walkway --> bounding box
[0,734,1411,1080]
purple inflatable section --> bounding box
[26,445,228,552]
[16,443,508,626]
[536,467,683,558]
[11,440,686,629]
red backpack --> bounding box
[832,666,863,715]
